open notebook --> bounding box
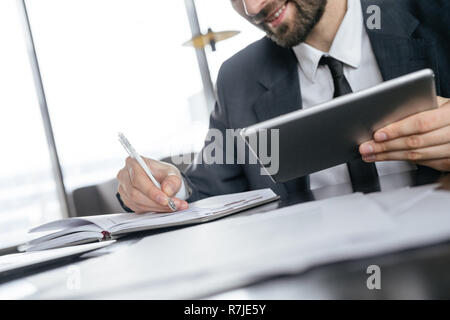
[25,189,279,251]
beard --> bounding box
[248,0,327,48]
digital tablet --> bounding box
[240,69,438,183]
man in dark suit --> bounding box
[117,0,449,213]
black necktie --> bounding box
[319,56,380,193]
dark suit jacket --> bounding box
[184,0,450,202]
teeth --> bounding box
[270,4,286,22]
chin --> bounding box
[269,29,304,48]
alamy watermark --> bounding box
[366,5,381,30]
[170,129,280,176]
[366,265,381,290]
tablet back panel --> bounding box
[241,69,437,182]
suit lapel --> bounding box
[362,0,440,92]
[252,40,302,123]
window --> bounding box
[195,0,265,83]
[25,0,208,193]
[0,1,61,246]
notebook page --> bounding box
[28,224,102,246]
[30,213,139,233]
[29,217,93,233]
[24,232,103,252]
[109,189,278,233]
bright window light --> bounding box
[25,0,207,191]
[0,0,61,247]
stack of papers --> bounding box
[3,183,450,299]
[24,183,450,299]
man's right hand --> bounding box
[116,157,189,213]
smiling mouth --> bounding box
[263,1,289,28]
[266,3,286,22]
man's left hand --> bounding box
[359,96,450,172]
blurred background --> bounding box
[0,0,264,246]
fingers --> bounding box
[126,157,171,206]
[118,183,155,209]
[120,190,184,213]
[119,192,155,214]
[117,157,189,213]
[362,143,450,163]
[118,177,188,213]
[144,157,180,182]
[373,104,450,142]
[117,169,155,213]
[161,174,182,197]
[360,125,450,155]
[359,99,450,173]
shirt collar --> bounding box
[292,0,363,82]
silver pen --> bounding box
[118,132,177,211]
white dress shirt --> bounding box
[292,0,415,190]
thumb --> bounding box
[161,174,182,197]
